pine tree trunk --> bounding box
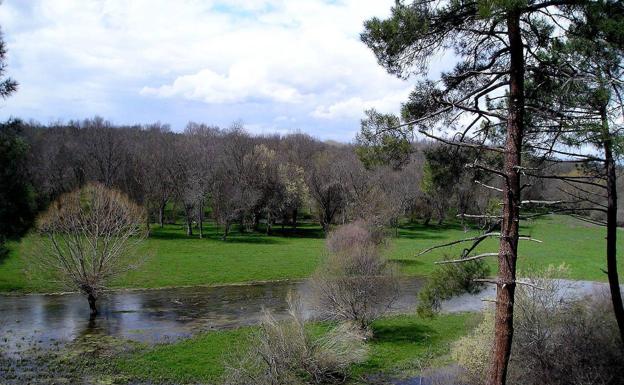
[487,11,524,385]
[602,108,624,346]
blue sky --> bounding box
[0,0,452,141]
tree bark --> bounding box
[487,11,524,385]
[602,107,624,346]
[185,206,193,236]
[158,202,165,228]
[222,222,230,241]
[87,293,98,317]
[198,202,204,239]
[292,208,298,231]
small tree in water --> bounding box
[33,183,147,316]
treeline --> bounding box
[6,117,478,237]
[6,116,619,239]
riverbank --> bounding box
[0,215,621,294]
[2,277,618,384]
[0,312,480,385]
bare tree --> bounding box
[33,183,147,316]
[140,123,174,229]
[306,150,347,233]
[311,221,398,333]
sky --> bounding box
[0,0,452,141]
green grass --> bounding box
[352,312,479,378]
[392,215,622,281]
[112,327,252,384]
[0,215,621,293]
[111,312,478,384]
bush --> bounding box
[223,294,368,385]
[451,266,624,385]
[417,257,490,317]
[311,222,399,332]
[325,220,386,254]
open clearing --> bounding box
[0,215,620,293]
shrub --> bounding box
[325,220,386,254]
[417,257,490,317]
[451,266,624,385]
[311,221,399,332]
[223,294,368,385]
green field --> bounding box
[0,215,620,293]
[110,312,478,384]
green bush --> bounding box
[416,257,490,317]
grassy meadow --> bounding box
[109,313,478,384]
[0,214,620,293]
[1,215,621,384]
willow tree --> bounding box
[360,1,588,384]
[35,183,147,316]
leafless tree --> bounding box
[306,150,347,233]
[139,124,174,229]
[311,221,399,333]
[32,183,147,316]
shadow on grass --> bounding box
[371,322,437,344]
[148,222,325,242]
[220,236,283,245]
[390,258,426,269]
[395,221,469,240]
[266,227,325,239]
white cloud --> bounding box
[0,0,428,140]
[141,66,304,104]
[312,87,413,120]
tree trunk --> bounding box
[602,108,624,346]
[87,293,98,317]
[252,212,260,231]
[198,203,204,239]
[158,202,165,228]
[486,11,524,385]
[292,208,298,231]
[222,222,230,241]
[170,201,178,225]
[185,206,193,236]
[266,211,272,235]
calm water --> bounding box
[0,278,424,354]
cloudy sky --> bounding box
[0,0,451,141]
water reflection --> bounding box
[0,278,424,353]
